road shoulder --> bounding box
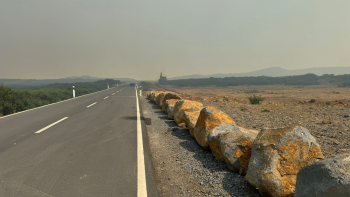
[139,96,261,197]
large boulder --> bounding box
[184,111,200,137]
[208,123,258,175]
[245,126,324,197]
[151,91,162,103]
[155,92,167,109]
[294,152,350,197]
[166,99,179,119]
[172,100,203,128]
[162,92,181,112]
[147,91,155,100]
[193,107,236,150]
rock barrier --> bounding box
[144,91,349,197]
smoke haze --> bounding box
[1,0,349,80]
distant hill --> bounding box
[0,76,135,89]
[169,67,350,80]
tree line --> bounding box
[0,79,121,116]
[166,74,350,87]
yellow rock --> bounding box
[208,124,258,175]
[161,92,181,112]
[245,126,324,197]
[184,111,200,137]
[166,99,179,119]
[173,100,203,128]
[155,92,167,109]
[193,107,235,150]
[151,91,163,103]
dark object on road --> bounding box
[144,118,152,125]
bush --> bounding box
[248,95,265,105]
[241,108,248,111]
[261,109,270,112]
[0,79,121,116]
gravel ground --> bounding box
[140,96,261,197]
[151,85,350,159]
[201,100,350,158]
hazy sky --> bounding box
[1,0,349,80]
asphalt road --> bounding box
[0,85,157,197]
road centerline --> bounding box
[86,102,97,108]
[34,117,69,134]
[104,96,109,100]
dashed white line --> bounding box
[112,93,115,95]
[34,117,69,134]
[87,102,97,108]
[104,96,109,100]
[136,88,147,197]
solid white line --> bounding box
[104,96,109,99]
[86,102,97,108]
[34,117,69,134]
[136,88,147,197]
[0,87,117,120]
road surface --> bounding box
[0,85,157,197]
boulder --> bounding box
[166,99,179,119]
[208,124,258,175]
[155,92,167,109]
[151,91,163,103]
[147,91,155,100]
[184,111,200,137]
[294,152,350,197]
[162,92,181,112]
[172,100,203,127]
[245,126,324,197]
[193,107,236,150]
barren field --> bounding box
[149,84,350,158]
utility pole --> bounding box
[72,86,76,98]
[107,83,109,89]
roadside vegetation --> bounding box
[248,94,265,104]
[0,79,120,116]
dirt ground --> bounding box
[149,84,350,158]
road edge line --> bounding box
[136,87,147,197]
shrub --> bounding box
[241,108,248,111]
[248,95,265,105]
[261,109,270,112]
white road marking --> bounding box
[34,117,69,134]
[112,93,115,95]
[136,88,147,197]
[104,96,109,99]
[86,102,97,108]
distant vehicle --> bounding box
[130,82,136,86]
